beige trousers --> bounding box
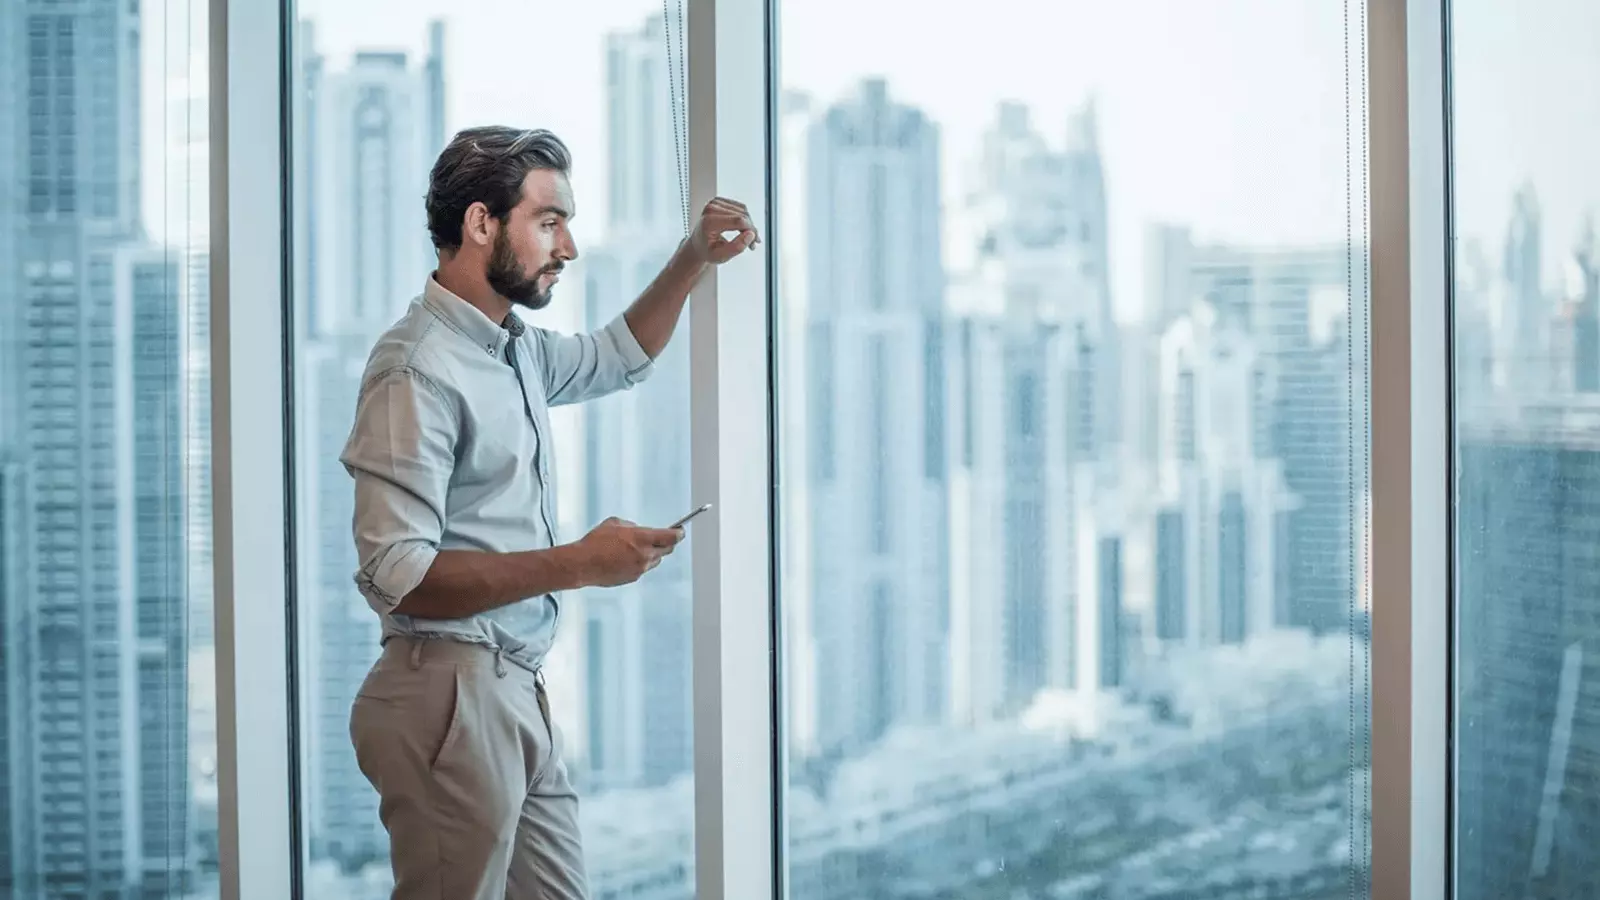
[349,637,589,900]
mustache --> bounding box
[539,262,564,276]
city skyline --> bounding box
[2,1,197,892]
[141,0,1600,320]
[5,1,1596,898]
[202,10,1383,894]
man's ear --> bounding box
[463,201,495,248]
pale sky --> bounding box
[142,0,1600,319]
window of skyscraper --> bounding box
[1450,1,1600,897]
[1,0,216,894]
[286,2,697,896]
[17,0,1592,894]
[776,1,1372,896]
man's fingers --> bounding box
[704,211,755,234]
[705,218,760,252]
[707,196,749,216]
[640,527,684,548]
[702,202,759,238]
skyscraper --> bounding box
[575,238,694,788]
[1457,407,1600,900]
[0,8,25,884]
[162,78,214,655]
[301,24,447,340]
[777,89,820,755]
[794,79,949,754]
[948,101,1118,725]
[300,336,387,865]
[1551,218,1600,395]
[121,246,194,892]
[948,313,1115,715]
[1141,230,1358,632]
[1495,184,1547,394]
[0,2,193,891]
[1151,299,1290,647]
[1454,238,1498,404]
[294,21,447,866]
[603,8,686,238]
[0,454,36,894]
[156,81,219,832]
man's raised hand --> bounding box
[687,196,760,265]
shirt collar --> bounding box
[421,274,525,355]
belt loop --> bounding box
[492,646,508,679]
[408,639,424,670]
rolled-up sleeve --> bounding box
[339,366,457,614]
[534,312,654,407]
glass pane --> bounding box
[775,3,1372,897]
[1450,1,1600,897]
[287,3,696,897]
[0,0,217,895]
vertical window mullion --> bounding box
[687,0,779,898]
[1369,0,1450,896]
[208,0,296,895]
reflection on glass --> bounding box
[289,2,696,897]
[1451,2,1600,898]
[0,0,217,896]
[776,2,1372,897]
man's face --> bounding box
[486,168,578,311]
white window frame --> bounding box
[1370,0,1450,897]
[208,0,297,895]
[687,0,781,898]
[198,0,1460,896]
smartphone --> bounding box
[669,503,713,530]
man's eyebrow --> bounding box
[533,204,572,219]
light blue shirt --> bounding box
[341,276,653,671]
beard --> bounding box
[487,230,561,311]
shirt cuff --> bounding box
[604,313,655,385]
[355,540,439,615]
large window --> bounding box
[0,0,217,895]
[285,2,698,896]
[20,0,1600,895]
[775,2,1372,897]
[1450,1,1600,897]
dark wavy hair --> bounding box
[425,126,572,252]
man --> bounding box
[341,125,757,899]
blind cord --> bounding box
[662,0,690,236]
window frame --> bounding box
[197,0,1458,896]
[1369,0,1451,896]
[208,0,298,894]
[686,0,782,897]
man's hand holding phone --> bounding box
[572,517,684,588]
